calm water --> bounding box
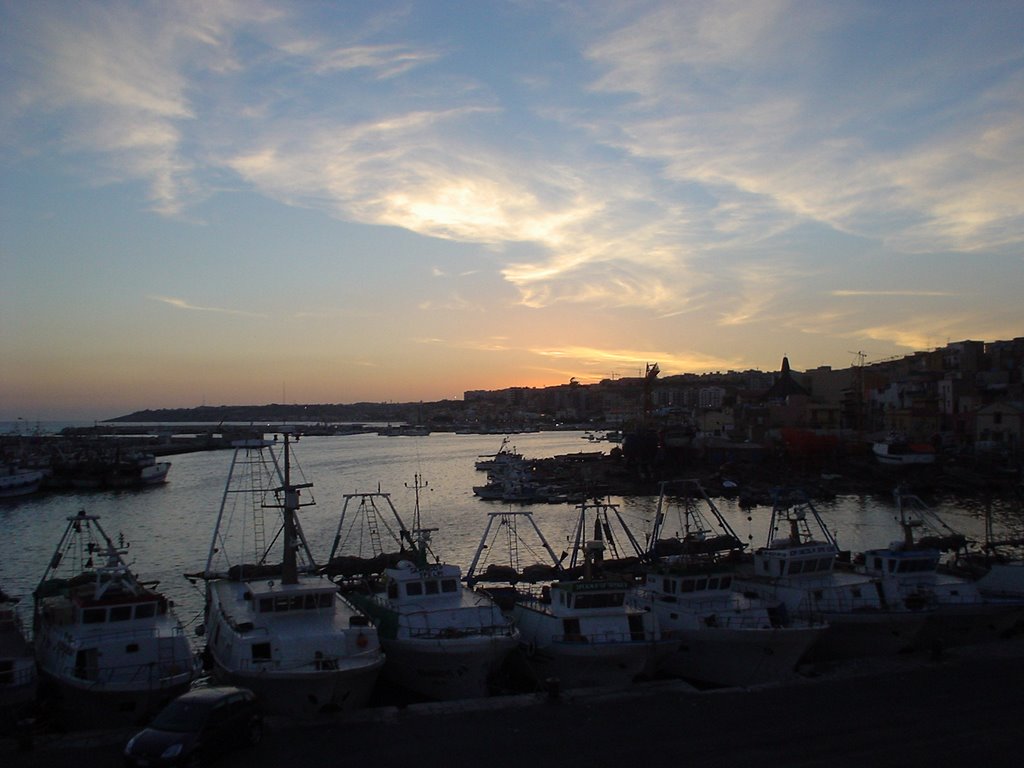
[3,430,1022,652]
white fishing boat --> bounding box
[872,433,936,466]
[330,477,519,701]
[735,489,927,662]
[629,480,825,687]
[200,431,383,717]
[858,488,1024,649]
[0,465,44,498]
[468,500,674,690]
[0,588,36,720]
[33,511,198,726]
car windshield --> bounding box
[151,699,214,732]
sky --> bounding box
[2,1,1023,421]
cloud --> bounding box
[149,295,266,317]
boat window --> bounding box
[707,578,719,590]
[694,578,708,591]
[720,576,732,589]
[574,592,625,609]
[819,558,833,572]
[82,608,106,624]
[562,617,583,641]
[388,581,399,599]
[788,560,803,575]
[110,605,132,622]
[126,643,139,653]
[252,642,272,661]
[135,603,156,619]
[681,579,695,593]
[259,598,274,613]
[406,582,423,597]
[852,588,862,598]
[251,643,272,663]
[425,581,439,595]
[873,557,883,571]
[662,578,676,594]
[441,579,458,593]
[888,561,897,573]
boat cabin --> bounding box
[862,546,940,578]
[245,581,337,614]
[644,571,733,601]
[551,579,629,612]
[754,542,837,579]
[385,561,461,601]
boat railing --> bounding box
[53,656,195,689]
[401,605,515,639]
[552,629,660,645]
[0,663,36,688]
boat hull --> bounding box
[660,624,824,687]
[209,655,384,717]
[36,668,192,728]
[803,610,927,662]
[913,602,1024,650]
[517,637,672,690]
[378,633,519,701]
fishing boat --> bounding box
[872,433,936,466]
[734,489,927,662]
[33,511,198,726]
[0,587,36,723]
[199,431,383,717]
[0,465,44,498]
[858,488,1024,649]
[467,500,673,690]
[330,476,519,701]
[629,480,825,687]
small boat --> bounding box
[474,436,523,471]
[331,476,519,701]
[33,511,198,726]
[0,588,37,723]
[200,431,383,717]
[872,433,936,466]
[630,480,825,687]
[468,500,674,690]
[0,466,44,498]
[858,488,1024,649]
[734,489,927,662]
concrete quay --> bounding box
[7,635,1024,768]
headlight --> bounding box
[161,743,184,759]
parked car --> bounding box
[123,686,262,767]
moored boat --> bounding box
[858,488,1024,649]
[199,431,384,717]
[33,511,198,727]
[0,588,37,725]
[735,489,927,662]
[0,466,44,498]
[331,477,519,701]
[629,480,825,687]
[468,501,674,690]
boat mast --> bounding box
[280,431,300,585]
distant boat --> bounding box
[872,434,936,466]
[200,431,384,717]
[332,477,519,701]
[0,466,44,498]
[33,511,199,726]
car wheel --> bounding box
[246,717,264,746]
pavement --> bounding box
[6,636,1024,767]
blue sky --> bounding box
[2,1,1022,420]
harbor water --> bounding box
[2,429,1022,655]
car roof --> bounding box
[173,686,253,704]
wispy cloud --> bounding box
[149,295,266,317]
[831,290,956,297]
